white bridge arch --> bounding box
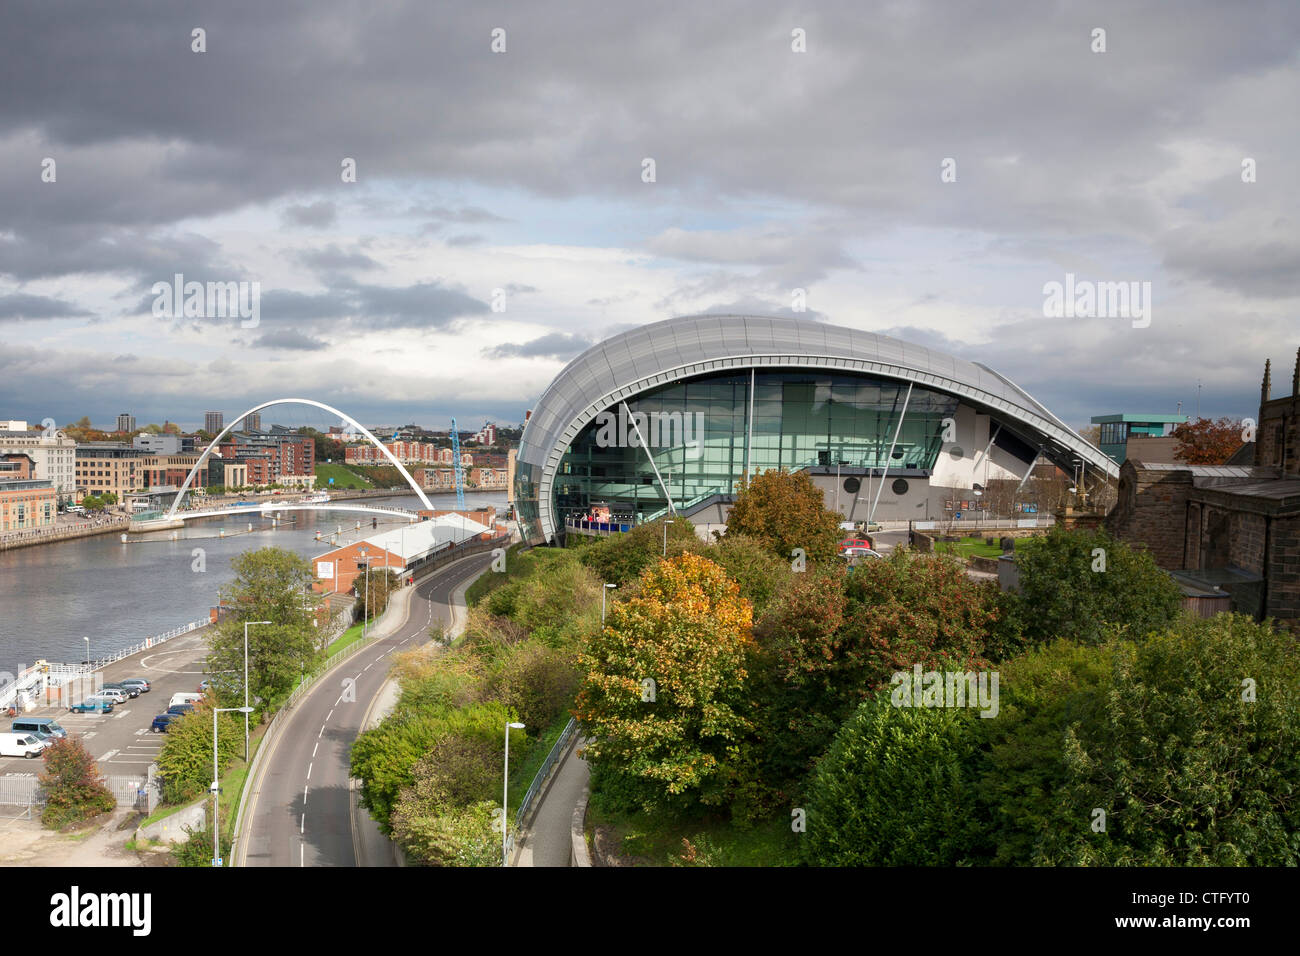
[166,398,433,518]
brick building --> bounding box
[0,478,57,530]
[310,513,493,595]
[1107,348,1300,627]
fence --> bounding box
[0,771,155,812]
[515,717,578,834]
[910,516,1057,533]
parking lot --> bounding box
[0,624,214,780]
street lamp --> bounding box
[835,459,849,516]
[503,721,525,866]
[83,636,90,668]
[358,548,370,639]
[212,705,253,867]
[242,621,271,760]
[601,583,617,624]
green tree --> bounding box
[705,533,794,618]
[803,696,984,866]
[725,469,842,565]
[577,517,703,587]
[156,706,241,805]
[208,547,323,712]
[353,568,402,623]
[574,552,755,812]
[39,736,116,829]
[1041,614,1300,865]
[1010,526,1183,645]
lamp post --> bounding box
[503,720,525,866]
[242,621,271,761]
[359,548,369,639]
[83,635,90,668]
[601,583,617,624]
[212,705,253,867]
[662,519,668,557]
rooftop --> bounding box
[1091,413,1189,424]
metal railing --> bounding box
[515,717,578,834]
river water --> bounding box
[0,491,508,676]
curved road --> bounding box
[238,553,493,867]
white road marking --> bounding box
[304,784,309,803]
[326,710,333,721]
[319,723,325,738]
[300,843,304,866]
[97,750,119,761]
[113,710,131,719]
[363,663,373,671]
[307,762,312,779]
[374,654,385,662]
[300,813,304,834]
[83,732,97,739]
[312,742,318,758]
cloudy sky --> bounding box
[1,0,1297,433]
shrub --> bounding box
[391,800,500,867]
[1009,526,1183,645]
[1041,614,1300,865]
[575,552,755,812]
[39,737,116,830]
[706,533,794,618]
[803,696,984,866]
[487,639,578,733]
[725,469,842,565]
[155,707,241,805]
[577,517,704,587]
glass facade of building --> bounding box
[516,369,958,538]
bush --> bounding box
[155,707,241,806]
[1040,614,1300,865]
[1009,526,1183,645]
[39,737,116,830]
[575,552,755,813]
[578,517,704,586]
[487,639,578,733]
[725,469,842,565]
[706,533,794,618]
[803,696,984,866]
[391,800,500,867]
[172,824,230,867]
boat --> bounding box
[303,492,330,504]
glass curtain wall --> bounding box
[551,370,957,527]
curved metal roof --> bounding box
[518,313,1115,539]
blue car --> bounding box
[69,698,114,714]
[150,713,178,733]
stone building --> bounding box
[1107,349,1300,627]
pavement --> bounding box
[515,740,589,867]
[238,551,496,867]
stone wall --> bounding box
[1107,463,1193,569]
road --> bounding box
[239,552,494,867]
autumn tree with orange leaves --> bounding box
[574,552,754,812]
[1172,416,1246,465]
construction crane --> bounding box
[449,417,466,510]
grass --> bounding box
[465,542,527,606]
[933,535,1006,560]
[326,621,366,657]
[506,712,571,818]
[585,800,798,867]
[314,463,372,490]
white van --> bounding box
[0,732,46,759]
[168,692,205,709]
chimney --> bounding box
[1262,358,1272,404]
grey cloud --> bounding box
[283,201,338,229]
[296,244,380,274]
[0,292,93,321]
[483,332,594,360]
[253,329,330,351]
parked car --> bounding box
[12,717,68,739]
[119,678,150,693]
[101,682,140,699]
[150,713,178,733]
[838,535,874,553]
[92,688,129,704]
[0,732,46,758]
[68,698,114,714]
[170,692,204,709]
[166,703,195,716]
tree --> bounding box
[80,495,104,511]
[575,553,755,812]
[578,517,703,587]
[705,533,794,618]
[39,737,116,829]
[725,469,842,564]
[353,568,402,623]
[1172,416,1245,464]
[1008,526,1183,646]
[156,705,241,805]
[1040,614,1300,865]
[803,696,984,866]
[209,547,324,711]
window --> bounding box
[891,478,909,496]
